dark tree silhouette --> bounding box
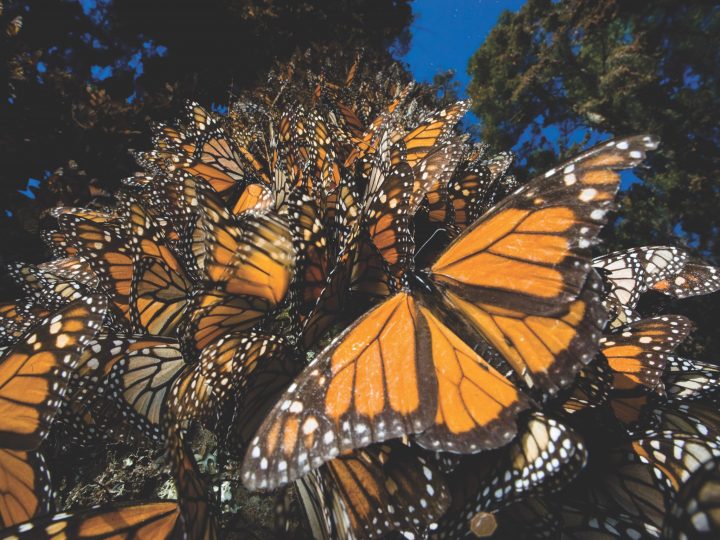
[468,0,720,359]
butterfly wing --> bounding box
[298,443,449,540]
[430,135,659,391]
[243,291,528,489]
[651,261,720,299]
[433,413,587,538]
[601,315,693,393]
[0,500,181,539]
[131,258,191,336]
[59,215,133,325]
[0,295,107,450]
[663,456,720,540]
[593,246,688,327]
[105,340,186,439]
[0,449,51,528]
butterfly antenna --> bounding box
[414,227,447,262]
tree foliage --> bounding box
[468,0,719,257]
[468,0,720,359]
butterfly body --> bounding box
[242,134,660,491]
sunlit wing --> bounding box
[242,291,527,490]
[430,135,660,390]
[601,315,693,393]
[0,296,107,450]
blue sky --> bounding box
[401,0,526,94]
[399,1,642,189]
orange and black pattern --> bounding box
[601,315,694,393]
[1,55,719,540]
[0,500,181,539]
[242,135,662,491]
[0,296,105,528]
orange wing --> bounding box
[440,280,606,391]
[363,162,415,274]
[181,289,271,354]
[297,443,450,539]
[195,179,295,304]
[413,304,529,453]
[242,291,527,490]
[231,183,274,216]
[1,500,181,539]
[398,101,469,168]
[131,258,191,337]
[430,135,659,391]
[0,449,51,527]
[146,102,249,194]
[0,295,107,450]
[601,315,693,392]
[59,215,133,324]
[343,82,414,168]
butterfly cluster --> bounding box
[0,56,719,539]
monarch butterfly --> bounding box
[58,215,133,327]
[663,456,720,539]
[644,400,720,443]
[0,295,107,450]
[343,82,414,168]
[40,229,78,259]
[48,206,116,223]
[139,102,255,194]
[601,315,693,394]
[632,430,720,502]
[131,257,191,337]
[558,354,613,415]
[370,101,469,173]
[593,246,687,328]
[291,110,342,189]
[179,178,295,354]
[166,332,298,452]
[0,302,50,346]
[431,413,587,539]
[242,135,658,490]
[35,257,98,290]
[600,315,693,426]
[231,182,274,216]
[53,335,138,446]
[286,189,329,313]
[300,229,360,350]
[424,151,498,234]
[119,194,182,266]
[7,262,86,312]
[195,177,295,299]
[566,438,667,529]
[53,340,154,446]
[0,296,106,526]
[103,339,186,440]
[161,336,294,539]
[294,442,449,540]
[0,500,182,539]
[362,158,414,274]
[0,449,51,528]
[664,356,720,402]
[651,261,720,299]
